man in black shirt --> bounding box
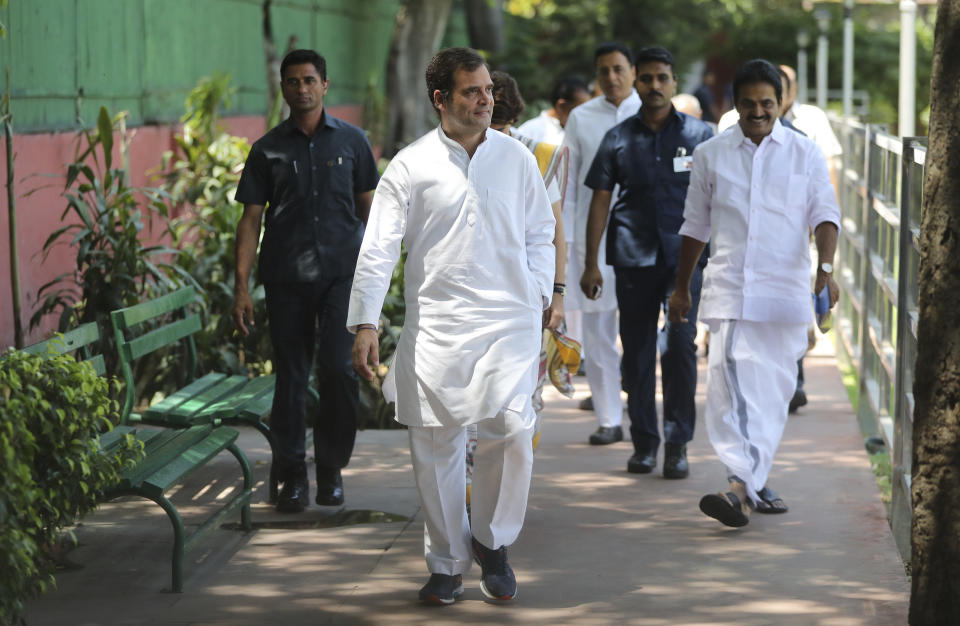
[233,49,379,513]
[581,47,713,479]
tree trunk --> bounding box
[385,0,452,157]
[465,0,504,53]
[910,0,960,623]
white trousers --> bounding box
[409,406,535,575]
[705,320,808,502]
[564,245,584,346]
[582,308,623,427]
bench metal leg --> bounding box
[153,494,186,593]
[227,442,253,531]
[252,420,279,504]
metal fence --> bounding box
[831,116,925,562]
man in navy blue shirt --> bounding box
[233,49,380,513]
[581,47,713,479]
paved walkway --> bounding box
[25,336,909,625]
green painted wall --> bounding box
[0,0,399,132]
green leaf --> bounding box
[97,107,114,171]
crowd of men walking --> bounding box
[231,42,842,606]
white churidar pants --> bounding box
[564,245,584,346]
[582,309,623,427]
[705,319,808,502]
[409,405,535,575]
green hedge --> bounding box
[0,346,143,624]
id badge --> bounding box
[673,156,693,172]
[673,146,693,173]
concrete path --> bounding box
[24,336,909,625]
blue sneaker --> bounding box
[418,573,463,605]
[471,537,517,601]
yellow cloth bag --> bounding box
[543,329,581,397]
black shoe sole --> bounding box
[315,495,344,506]
[275,499,307,513]
[480,580,517,602]
[589,436,623,445]
[419,586,464,605]
[627,463,654,474]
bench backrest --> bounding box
[110,286,202,423]
[22,322,106,376]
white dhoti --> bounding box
[704,320,808,502]
[409,403,536,575]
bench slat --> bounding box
[97,425,138,453]
[119,425,214,487]
[140,427,240,498]
[164,375,251,421]
[111,287,197,330]
[122,314,203,361]
[141,372,229,424]
[203,374,276,420]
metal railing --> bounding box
[831,115,924,563]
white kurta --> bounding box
[516,110,566,146]
[680,120,841,326]
[560,90,640,312]
[347,127,556,428]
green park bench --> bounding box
[23,322,253,592]
[109,286,280,502]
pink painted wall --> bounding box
[1,106,363,349]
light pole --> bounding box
[842,0,855,117]
[797,28,810,105]
[815,7,830,110]
[899,0,916,136]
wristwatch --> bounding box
[818,262,834,274]
[553,283,567,296]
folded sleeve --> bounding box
[805,144,842,232]
[678,147,712,243]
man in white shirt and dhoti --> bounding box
[348,48,555,603]
[668,59,841,528]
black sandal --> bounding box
[753,485,789,514]
[699,491,750,527]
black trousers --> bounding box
[265,278,359,481]
[615,260,703,454]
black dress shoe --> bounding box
[276,476,309,513]
[578,396,594,411]
[662,443,689,479]
[589,425,623,445]
[788,388,808,413]
[627,450,657,474]
[315,467,344,506]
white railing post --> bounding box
[816,8,830,110]
[843,0,855,117]
[899,0,917,136]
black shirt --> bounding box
[236,112,380,283]
[585,108,714,269]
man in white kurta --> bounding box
[348,48,554,604]
[560,42,640,444]
[668,60,841,528]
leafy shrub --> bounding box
[30,106,181,381]
[158,74,273,378]
[0,346,143,624]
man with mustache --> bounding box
[581,47,714,478]
[561,42,641,446]
[348,48,555,604]
[668,59,841,528]
[233,49,379,513]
